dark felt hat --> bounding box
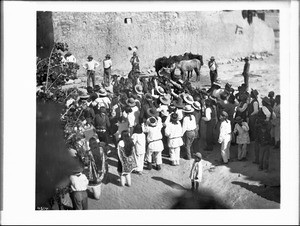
[126,97,136,107]
[194,152,202,159]
[170,112,179,121]
[261,96,271,106]
[148,116,158,127]
[251,89,259,97]
[147,107,159,117]
[172,97,185,109]
[234,116,243,123]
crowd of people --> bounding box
[64,51,280,210]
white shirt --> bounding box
[66,55,76,63]
[219,120,232,142]
[131,133,146,155]
[123,106,140,127]
[95,96,111,109]
[70,173,89,192]
[103,59,112,69]
[165,122,183,148]
[176,109,184,121]
[182,115,197,134]
[202,107,212,121]
[143,118,163,142]
[262,106,276,121]
[83,60,100,71]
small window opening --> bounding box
[124,18,132,24]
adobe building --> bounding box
[37,10,276,74]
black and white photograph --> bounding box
[2,1,299,225]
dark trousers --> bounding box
[259,145,270,170]
[243,74,249,88]
[210,70,218,86]
[87,70,96,87]
[254,140,260,163]
[183,130,196,159]
[205,120,214,150]
[97,130,109,144]
[104,67,111,86]
[191,180,199,191]
[70,191,88,210]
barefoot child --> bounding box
[189,152,203,191]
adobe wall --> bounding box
[52,11,275,74]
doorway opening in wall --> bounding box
[124,18,132,24]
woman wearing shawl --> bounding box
[117,130,137,187]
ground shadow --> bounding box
[103,172,120,186]
[231,181,280,203]
[234,73,262,78]
[162,157,173,165]
[151,176,186,190]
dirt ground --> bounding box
[79,47,280,210]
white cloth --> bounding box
[95,96,111,109]
[132,133,146,155]
[220,139,231,163]
[135,153,145,172]
[234,122,250,144]
[115,120,129,140]
[123,106,140,127]
[218,120,232,143]
[176,109,184,121]
[182,115,197,134]
[189,160,203,182]
[66,55,76,63]
[83,60,100,71]
[169,147,180,162]
[165,122,183,148]
[103,59,112,69]
[143,119,164,152]
[70,173,89,192]
[202,107,212,121]
[262,106,276,121]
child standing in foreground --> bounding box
[189,152,203,191]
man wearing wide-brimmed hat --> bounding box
[134,84,144,96]
[169,97,184,123]
[123,97,140,136]
[242,56,250,89]
[165,113,183,166]
[248,89,259,142]
[139,93,154,123]
[208,56,218,86]
[258,96,276,123]
[69,163,89,210]
[83,55,100,88]
[192,101,202,139]
[182,105,196,160]
[233,116,250,161]
[218,111,232,164]
[94,88,111,112]
[143,116,164,170]
[202,98,217,151]
[103,54,112,87]
[130,51,140,73]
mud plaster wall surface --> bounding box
[52,11,275,75]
